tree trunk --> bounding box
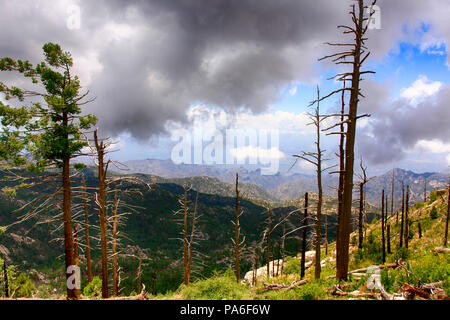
[444,179,450,247]
[336,0,365,282]
[234,173,240,283]
[336,83,346,271]
[82,175,92,283]
[391,169,395,215]
[95,130,109,298]
[301,192,308,279]
[187,192,198,284]
[73,223,79,266]
[315,88,322,280]
[405,186,409,249]
[387,223,391,254]
[62,155,77,299]
[358,183,364,249]
[418,222,422,239]
[183,184,189,285]
[266,208,272,279]
[3,260,9,298]
[399,184,405,248]
[381,190,386,263]
[112,188,119,296]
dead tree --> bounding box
[391,169,395,216]
[399,183,405,248]
[3,260,9,298]
[265,207,272,279]
[293,86,333,279]
[174,184,201,286]
[73,223,80,266]
[182,184,189,285]
[444,178,450,247]
[317,0,376,281]
[81,174,92,283]
[381,190,386,263]
[93,129,110,298]
[387,223,391,254]
[301,192,309,279]
[356,158,371,249]
[186,192,199,284]
[233,173,244,283]
[424,177,427,203]
[405,185,410,249]
[111,187,120,296]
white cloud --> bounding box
[289,86,298,96]
[447,154,450,166]
[400,75,443,104]
[180,105,313,135]
[413,139,450,153]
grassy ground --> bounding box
[155,192,449,300]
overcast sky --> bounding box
[1,0,450,175]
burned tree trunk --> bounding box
[336,83,346,269]
[94,130,109,299]
[332,0,375,282]
[234,173,241,283]
[358,183,364,250]
[418,222,422,239]
[183,184,189,286]
[387,223,391,254]
[62,155,77,299]
[186,192,198,285]
[399,183,405,248]
[300,192,309,279]
[381,190,386,263]
[266,207,272,279]
[81,175,92,283]
[73,223,80,267]
[444,178,450,247]
[391,170,395,216]
[112,187,119,296]
[405,185,410,249]
[3,260,9,298]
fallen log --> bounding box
[263,279,308,291]
[327,260,402,279]
[105,284,149,300]
[399,281,430,300]
[349,261,400,274]
[433,247,450,254]
[332,290,377,299]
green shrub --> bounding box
[10,272,35,298]
[180,270,250,300]
[299,281,325,300]
[411,254,450,292]
[283,257,301,275]
[83,276,102,298]
[430,206,438,219]
[429,190,438,203]
[393,247,409,261]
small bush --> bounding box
[393,247,409,261]
[83,276,102,298]
[429,190,438,203]
[283,257,301,275]
[299,281,325,300]
[430,206,438,219]
[180,270,250,300]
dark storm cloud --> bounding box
[357,81,450,165]
[0,0,449,145]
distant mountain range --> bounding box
[112,159,449,205]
